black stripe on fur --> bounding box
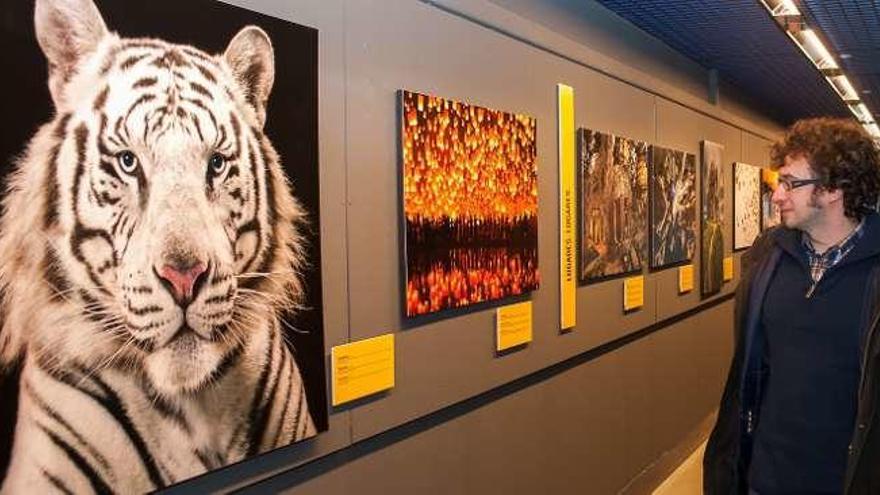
[193,342,244,393]
[43,113,71,229]
[192,62,218,84]
[70,225,114,294]
[26,380,111,472]
[119,53,150,71]
[98,45,121,76]
[239,139,263,273]
[255,338,286,449]
[59,366,167,488]
[37,422,114,494]
[270,346,294,448]
[93,87,109,111]
[291,378,305,440]
[41,467,75,495]
[139,376,192,435]
[42,244,72,301]
[245,327,277,456]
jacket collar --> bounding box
[846,212,880,264]
[771,211,880,267]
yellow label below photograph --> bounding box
[723,256,734,282]
[497,301,533,351]
[678,264,694,294]
[624,275,645,311]
[331,334,395,406]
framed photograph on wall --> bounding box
[578,128,648,283]
[700,141,724,296]
[400,90,539,318]
[733,162,761,250]
[649,146,696,269]
[0,0,326,491]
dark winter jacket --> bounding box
[703,212,880,494]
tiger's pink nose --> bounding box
[156,262,207,306]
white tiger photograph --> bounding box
[0,0,326,492]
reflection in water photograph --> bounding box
[578,129,648,282]
[400,90,539,317]
[649,146,696,269]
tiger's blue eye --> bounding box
[116,151,139,175]
[209,153,227,176]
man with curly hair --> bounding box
[704,117,880,494]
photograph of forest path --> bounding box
[579,129,648,282]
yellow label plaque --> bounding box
[496,301,533,351]
[723,256,734,282]
[331,334,395,406]
[678,264,694,294]
[558,83,576,330]
[623,275,645,312]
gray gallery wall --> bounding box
[166,1,782,493]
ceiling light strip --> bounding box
[759,0,880,138]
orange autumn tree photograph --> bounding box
[400,90,539,317]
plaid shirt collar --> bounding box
[801,218,866,283]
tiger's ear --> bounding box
[224,26,275,128]
[34,0,109,107]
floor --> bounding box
[652,441,706,495]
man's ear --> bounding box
[34,0,109,107]
[224,26,275,128]
[818,186,844,207]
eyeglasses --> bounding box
[776,177,822,192]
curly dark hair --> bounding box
[770,117,880,220]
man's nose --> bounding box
[771,183,787,203]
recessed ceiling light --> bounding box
[840,53,853,59]
[760,0,800,16]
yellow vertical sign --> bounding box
[678,264,695,294]
[558,84,576,330]
[496,301,533,351]
[331,334,395,406]
[723,256,734,282]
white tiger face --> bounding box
[91,43,265,395]
[0,0,306,397]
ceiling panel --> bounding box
[595,0,853,125]
[800,0,880,124]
